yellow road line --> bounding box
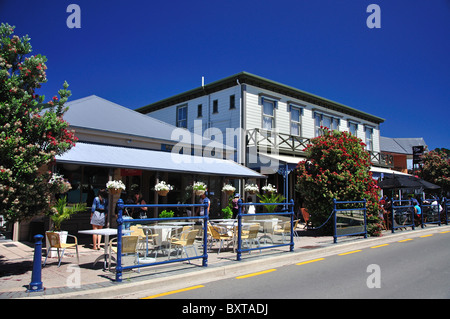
[338,250,362,256]
[370,244,389,249]
[420,234,433,238]
[398,238,413,242]
[142,285,205,299]
[440,231,450,234]
[296,258,325,266]
[236,269,277,279]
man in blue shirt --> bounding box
[198,192,210,216]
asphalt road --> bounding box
[143,230,450,299]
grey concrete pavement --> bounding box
[0,224,448,299]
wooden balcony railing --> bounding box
[246,128,394,168]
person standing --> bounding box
[90,189,108,250]
[197,192,210,216]
[232,194,240,218]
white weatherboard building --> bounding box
[137,72,392,200]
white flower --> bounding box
[244,183,259,193]
[106,180,126,190]
[262,183,277,193]
[193,181,207,191]
[155,181,173,191]
[222,184,236,192]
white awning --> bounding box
[56,142,265,178]
[370,166,411,178]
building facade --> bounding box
[137,72,392,200]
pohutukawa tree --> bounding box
[0,23,78,222]
[417,150,450,196]
[296,128,383,236]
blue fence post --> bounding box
[115,198,124,282]
[237,199,243,261]
[363,199,367,239]
[28,234,44,292]
[333,199,338,244]
[289,199,294,251]
[203,201,209,267]
[391,198,395,233]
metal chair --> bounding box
[43,232,79,267]
[171,229,199,261]
[109,235,140,272]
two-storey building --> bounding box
[137,72,392,202]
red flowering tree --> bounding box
[0,23,78,222]
[296,128,383,236]
[417,150,450,195]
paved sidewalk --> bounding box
[0,224,448,299]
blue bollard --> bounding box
[27,234,44,292]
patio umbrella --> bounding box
[377,175,440,190]
[408,176,441,190]
[377,175,423,189]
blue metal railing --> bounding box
[420,199,442,228]
[390,199,415,233]
[115,199,209,282]
[236,199,295,261]
[333,199,367,243]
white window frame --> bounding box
[365,126,374,151]
[289,105,303,136]
[176,104,187,128]
[314,112,340,136]
[261,97,276,131]
[348,121,358,137]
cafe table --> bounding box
[139,225,182,259]
[78,228,130,270]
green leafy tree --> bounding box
[296,128,382,236]
[0,23,77,222]
[418,150,450,195]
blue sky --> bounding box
[1,0,449,150]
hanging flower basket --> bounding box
[222,184,236,196]
[155,181,173,196]
[244,183,259,195]
[106,180,126,195]
[193,181,207,196]
[109,188,122,195]
[157,190,169,196]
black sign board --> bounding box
[413,145,424,164]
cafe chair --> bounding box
[108,235,140,272]
[274,221,292,243]
[171,229,199,261]
[300,208,311,229]
[207,224,233,254]
[236,224,261,253]
[130,225,158,253]
[43,232,79,268]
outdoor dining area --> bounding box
[377,174,448,232]
[103,214,298,274]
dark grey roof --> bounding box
[136,71,385,124]
[380,136,427,154]
[64,95,233,150]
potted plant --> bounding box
[222,184,236,196]
[46,196,86,257]
[257,192,285,213]
[193,181,207,196]
[221,206,233,219]
[159,210,174,218]
[155,181,173,196]
[244,183,259,195]
[106,180,126,195]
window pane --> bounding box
[263,116,273,130]
[263,100,274,116]
[291,108,300,122]
[291,122,299,136]
[322,116,331,129]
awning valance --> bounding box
[56,142,265,178]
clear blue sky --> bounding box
[1,0,449,150]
